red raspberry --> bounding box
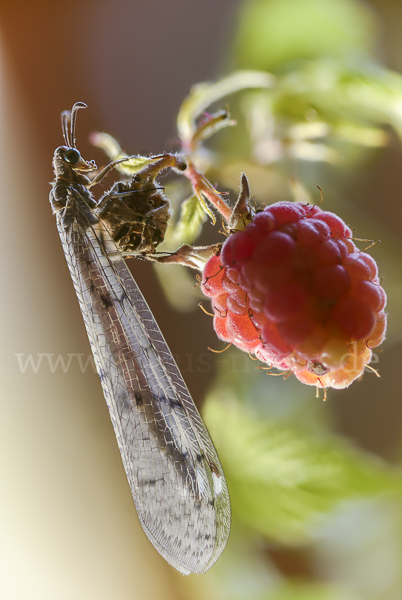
[201,202,387,390]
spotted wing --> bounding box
[55,214,231,575]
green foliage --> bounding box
[164,194,206,247]
[177,71,275,145]
[208,60,402,188]
[204,370,402,545]
[233,0,377,71]
[269,60,402,140]
[267,582,357,600]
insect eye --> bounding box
[64,148,81,164]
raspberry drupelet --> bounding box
[201,200,387,390]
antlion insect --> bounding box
[49,102,231,575]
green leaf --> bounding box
[274,60,402,137]
[90,132,154,174]
[164,194,206,247]
[268,581,358,600]
[233,0,377,72]
[204,379,402,545]
[177,71,275,144]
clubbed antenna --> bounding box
[60,110,71,147]
[60,102,87,148]
[70,102,87,148]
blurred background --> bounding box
[1,1,402,599]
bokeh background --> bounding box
[1,1,402,599]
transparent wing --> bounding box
[56,213,231,575]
